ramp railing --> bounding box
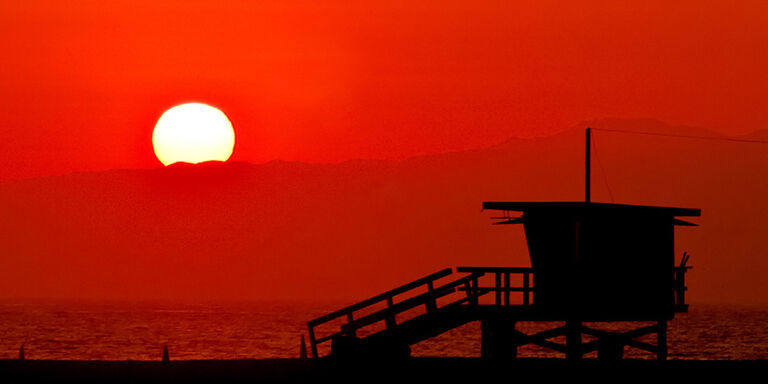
[306,268,485,359]
[456,267,535,306]
[674,252,692,312]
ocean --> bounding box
[1,301,766,361]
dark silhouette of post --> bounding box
[162,345,170,363]
[300,335,308,359]
[481,317,518,360]
[658,320,668,360]
[19,345,24,361]
[585,127,591,203]
[565,321,582,360]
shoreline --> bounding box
[2,357,765,383]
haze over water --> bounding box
[1,302,766,361]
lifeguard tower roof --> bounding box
[483,201,700,219]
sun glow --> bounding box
[152,103,235,166]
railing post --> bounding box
[565,320,582,360]
[385,296,397,329]
[681,269,686,305]
[495,272,502,306]
[504,272,510,306]
[426,281,438,313]
[676,267,687,308]
[463,280,476,306]
[470,275,479,306]
[346,312,356,337]
[657,320,668,361]
[523,272,530,306]
[308,325,319,359]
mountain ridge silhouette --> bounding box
[1,118,766,305]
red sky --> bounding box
[1,2,768,306]
[1,1,767,181]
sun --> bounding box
[152,103,235,166]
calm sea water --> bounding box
[1,301,766,360]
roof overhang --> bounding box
[482,201,700,226]
[482,201,701,217]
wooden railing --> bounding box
[306,268,485,359]
[674,252,692,312]
[456,267,534,306]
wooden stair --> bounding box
[307,267,534,359]
[307,264,690,360]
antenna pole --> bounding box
[585,127,591,203]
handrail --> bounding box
[307,268,456,359]
[459,264,692,311]
[673,253,693,311]
[673,265,692,311]
[308,268,452,327]
[457,266,533,274]
[457,266,534,306]
[458,287,531,293]
[341,272,484,334]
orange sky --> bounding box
[1,1,767,181]
[1,2,768,306]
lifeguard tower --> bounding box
[307,129,699,360]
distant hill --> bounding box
[2,118,767,305]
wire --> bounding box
[588,126,768,203]
[593,128,768,144]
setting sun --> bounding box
[152,103,235,166]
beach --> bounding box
[2,358,766,383]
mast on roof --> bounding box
[586,127,591,203]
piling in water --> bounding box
[162,345,169,363]
[300,335,307,360]
[19,345,24,361]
